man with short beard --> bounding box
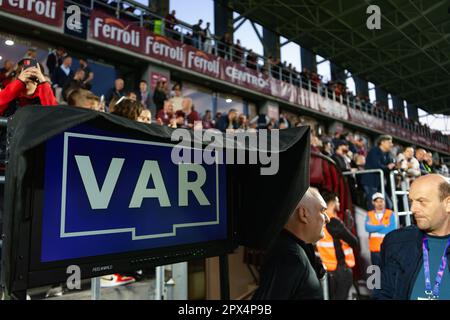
[416,148,429,175]
[332,140,351,173]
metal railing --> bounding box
[321,273,329,300]
[389,170,412,227]
[342,169,385,197]
[61,0,450,147]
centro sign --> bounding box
[225,66,268,89]
[40,126,227,262]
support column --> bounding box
[375,87,389,107]
[214,0,234,38]
[262,28,280,59]
[407,104,419,122]
[392,95,405,115]
[354,75,369,97]
[151,0,169,17]
[330,62,346,83]
[301,47,316,71]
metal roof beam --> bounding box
[331,0,446,61]
[383,0,450,76]
[349,33,450,78]
[231,0,273,23]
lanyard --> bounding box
[422,236,450,299]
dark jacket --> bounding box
[216,115,238,132]
[252,229,324,300]
[361,146,394,188]
[62,79,85,102]
[105,87,124,105]
[152,89,167,112]
[46,52,62,77]
[327,217,359,265]
[373,225,450,300]
[420,161,433,175]
[53,66,74,89]
[331,153,350,173]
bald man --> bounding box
[252,188,330,300]
[374,174,450,300]
[416,148,431,175]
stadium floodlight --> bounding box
[5,40,14,46]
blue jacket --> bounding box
[361,146,394,188]
[373,225,450,300]
[216,115,238,132]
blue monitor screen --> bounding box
[40,124,228,263]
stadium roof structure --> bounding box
[227,0,450,115]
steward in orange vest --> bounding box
[317,210,356,271]
[316,192,359,300]
[365,193,397,267]
[366,209,395,252]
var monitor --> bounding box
[10,123,234,290]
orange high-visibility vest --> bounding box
[316,211,356,272]
[367,209,393,253]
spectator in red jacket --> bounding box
[156,100,174,126]
[0,61,57,116]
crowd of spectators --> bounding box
[1,38,449,191]
[0,46,297,135]
[1,45,449,174]
[2,0,450,298]
[311,128,449,212]
[1,39,449,157]
[1,42,450,295]
[58,0,449,147]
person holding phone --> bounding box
[0,59,58,117]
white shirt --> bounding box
[171,96,184,112]
[60,65,71,76]
[375,211,384,221]
[396,153,421,177]
[440,164,449,176]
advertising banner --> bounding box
[270,79,297,104]
[86,10,450,154]
[185,45,221,79]
[0,0,64,26]
[143,29,185,67]
[222,59,271,95]
[317,95,349,121]
[90,10,143,53]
